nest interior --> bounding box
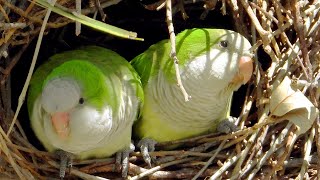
[0,0,319,179]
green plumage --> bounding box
[28,46,143,158]
[131,28,252,142]
[28,46,143,116]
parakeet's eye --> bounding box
[219,40,228,48]
[79,97,85,104]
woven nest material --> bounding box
[0,0,319,179]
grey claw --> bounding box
[116,143,135,177]
[55,150,74,179]
[138,138,157,168]
[217,117,239,134]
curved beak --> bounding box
[231,55,253,85]
[51,112,70,139]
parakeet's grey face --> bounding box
[40,77,113,152]
[41,78,81,114]
[181,30,253,93]
[41,78,82,138]
[216,31,253,87]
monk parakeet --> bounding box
[131,28,253,165]
[27,46,143,177]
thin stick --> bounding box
[7,0,57,135]
[298,125,315,179]
[95,0,107,21]
[130,157,195,180]
[191,140,227,180]
[0,126,25,179]
[209,153,240,180]
[75,0,81,36]
[166,0,190,102]
[247,123,294,179]
[47,160,110,180]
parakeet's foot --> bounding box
[137,138,157,168]
[55,150,74,179]
[217,117,239,134]
[115,143,135,177]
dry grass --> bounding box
[0,0,319,179]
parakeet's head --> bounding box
[210,29,253,90]
[41,77,83,139]
[39,60,115,149]
[176,28,253,92]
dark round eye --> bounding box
[220,40,228,48]
[79,97,85,104]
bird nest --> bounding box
[0,0,319,179]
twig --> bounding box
[209,152,240,180]
[0,0,36,46]
[80,163,115,174]
[0,22,27,30]
[298,125,315,179]
[95,0,107,21]
[156,134,245,165]
[247,123,295,179]
[130,157,195,180]
[142,0,166,11]
[271,126,298,177]
[284,155,318,168]
[130,163,215,179]
[0,125,25,179]
[7,0,56,135]
[0,3,10,22]
[220,0,226,15]
[75,0,81,35]
[0,42,30,84]
[136,150,220,158]
[166,0,190,102]
[240,0,279,68]
[315,116,320,180]
[47,160,110,180]
[177,0,188,20]
[291,0,312,82]
[229,0,238,10]
[0,0,68,30]
[240,0,270,41]
[231,107,270,179]
[0,43,9,59]
[192,140,227,180]
[202,0,218,19]
[249,2,278,24]
[7,143,52,157]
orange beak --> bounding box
[51,112,70,139]
[231,56,253,85]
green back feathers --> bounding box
[131,28,226,85]
[28,46,143,115]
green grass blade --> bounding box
[34,0,144,41]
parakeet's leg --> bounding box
[115,142,135,177]
[217,117,239,134]
[137,138,157,168]
[55,150,74,179]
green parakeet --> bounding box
[27,46,143,177]
[131,28,253,164]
